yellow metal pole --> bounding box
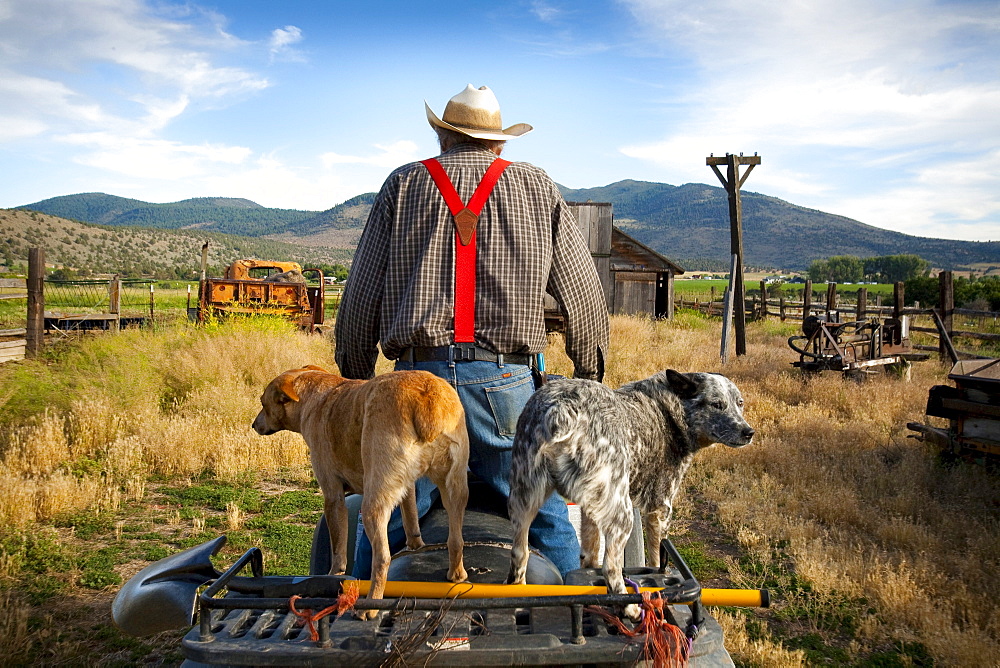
[350,581,767,608]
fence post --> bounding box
[826,283,838,322]
[109,275,121,332]
[939,271,954,360]
[893,282,904,320]
[857,288,867,322]
[759,280,767,319]
[779,295,786,321]
[803,280,813,319]
[26,248,44,357]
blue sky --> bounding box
[1,0,999,242]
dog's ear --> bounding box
[664,369,698,398]
[303,365,327,372]
[278,376,301,403]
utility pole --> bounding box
[707,153,760,357]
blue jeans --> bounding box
[351,359,580,578]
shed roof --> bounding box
[611,227,685,275]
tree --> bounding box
[866,254,929,283]
[965,275,1000,310]
[48,267,78,281]
[312,263,349,281]
[904,275,938,307]
[826,256,864,283]
[807,255,863,283]
[807,259,829,282]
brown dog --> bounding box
[252,366,469,618]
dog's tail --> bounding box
[409,376,465,444]
[523,407,578,471]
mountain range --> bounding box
[17,181,1000,272]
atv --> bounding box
[114,480,766,666]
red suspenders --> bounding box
[420,158,511,343]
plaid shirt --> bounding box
[334,144,609,380]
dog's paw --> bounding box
[448,566,468,583]
[405,536,425,550]
[623,603,642,622]
[504,565,526,585]
[354,607,379,621]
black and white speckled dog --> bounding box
[505,370,754,617]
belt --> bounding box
[401,344,536,366]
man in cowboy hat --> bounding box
[335,84,609,580]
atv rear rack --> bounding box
[183,540,727,666]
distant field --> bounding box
[675,279,896,298]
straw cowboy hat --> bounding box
[425,84,532,141]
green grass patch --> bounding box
[775,585,869,637]
[53,509,116,540]
[248,519,316,575]
[674,540,728,580]
[861,641,935,667]
[260,489,324,518]
[17,574,70,604]
[0,527,75,575]
[79,546,124,589]
[781,631,851,665]
[160,482,265,513]
[137,544,172,562]
[0,297,26,328]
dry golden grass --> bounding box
[715,610,807,667]
[0,317,331,525]
[550,314,1000,665]
[0,313,997,666]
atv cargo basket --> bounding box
[182,540,732,666]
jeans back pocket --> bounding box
[484,374,536,436]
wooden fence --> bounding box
[675,272,999,363]
[0,276,28,363]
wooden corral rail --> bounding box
[0,279,28,362]
[0,331,27,364]
[0,278,27,300]
[676,271,1000,363]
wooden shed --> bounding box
[546,202,684,326]
[609,226,684,318]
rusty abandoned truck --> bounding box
[190,259,326,331]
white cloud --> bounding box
[196,155,369,211]
[0,116,46,142]
[835,149,1000,240]
[0,0,367,212]
[60,132,252,179]
[0,72,111,132]
[530,1,562,23]
[0,0,269,97]
[616,0,1000,239]
[269,25,305,62]
[321,141,422,169]
[0,0,272,164]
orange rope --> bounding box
[288,581,362,642]
[585,592,690,667]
